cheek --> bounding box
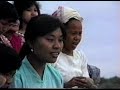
[66,36,73,43]
[22,13,31,23]
[33,43,48,55]
[33,12,38,17]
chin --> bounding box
[49,59,57,63]
[72,47,76,50]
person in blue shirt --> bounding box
[12,14,66,88]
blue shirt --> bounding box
[13,56,64,88]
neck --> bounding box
[27,53,46,79]
[19,23,27,34]
[62,48,73,56]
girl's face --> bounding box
[22,5,39,23]
[64,19,82,51]
[0,19,12,35]
[30,28,63,63]
[8,19,20,32]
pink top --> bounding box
[10,33,25,53]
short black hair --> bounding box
[0,43,21,74]
[0,1,19,21]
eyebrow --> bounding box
[48,34,63,38]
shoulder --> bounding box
[74,49,88,60]
[47,64,63,79]
[47,64,62,76]
[13,68,24,88]
[74,49,86,56]
[15,57,28,75]
[13,57,31,88]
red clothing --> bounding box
[10,33,24,53]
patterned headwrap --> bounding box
[52,6,83,24]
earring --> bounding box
[31,48,33,52]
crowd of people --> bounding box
[0,1,100,88]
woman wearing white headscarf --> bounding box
[52,6,97,89]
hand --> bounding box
[80,77,98,89]
[64,76,89,88]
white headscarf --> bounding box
[52,6,83,23]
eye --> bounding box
[34,9,37,12]
[58,37,63,42]
[71,32,77,35]
[26,8,31,11]
[79,32,82,36]
[47,38,54,42]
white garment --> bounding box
[53,50,89,83]
[52,6,83,24]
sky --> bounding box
[39,1,120,78]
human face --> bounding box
[0,71,15,88]
[31,28,63,63]
[0,19,12,35]
[0,19,20,35]
[8,19,20,32]
[22,5,39,23]
[64,19,82,51]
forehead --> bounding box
[67,20,82,29]
[36,28,63,41]
[46,27,63,36]
[68,19,82,25]
[0,18,17,23]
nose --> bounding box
[31,11,38,17]
[53,40,63,50]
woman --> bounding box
[0,1,23,53]
[52,6,97,89]
[13,1,40,36]
[12,14,66,88]
[4,19,22,53]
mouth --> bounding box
[72,43,78,46]
[51,52,60,58]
